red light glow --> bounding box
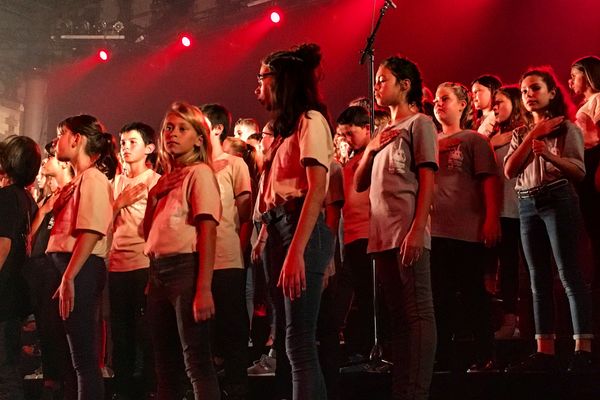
[270,11,281,24]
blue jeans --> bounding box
[518,182,593,339]
[49,253,106,400]
[147,253,219,400]
[267,212,333,400]
[376,249,436,400]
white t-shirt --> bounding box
[368,113,438,253]
[576,92,600,149]
[110,169,161,272]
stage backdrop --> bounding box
[44,0,600,135]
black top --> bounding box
[0,185,37,321]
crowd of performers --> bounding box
[0,43,599,400]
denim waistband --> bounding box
[516,179,569,199]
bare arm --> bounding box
[193,217,218,322]
[400,167,435,266]
[278,162,327,299]
[531,140,585,182]
[505,117,564,179]
[54,231,102,319]
[481,174,501,247]
[0,237,10,272]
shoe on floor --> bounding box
[247,354,276,376]
[467,359,500,373]
[505,352,559,373]
[567,350,593,373]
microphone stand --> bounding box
[344,0,396,375]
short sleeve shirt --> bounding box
[109,169,161,272]
[145,163,222,259]
[260,111,333,212]
[368,113,438,253]
[576,92,600,149]
[431,130,497,243]
[47,168,113,257]
[214,153,252,270]
[325,160,344,207]
[0,185,37,320]
[342,151,370,244]
[505,121,585,190]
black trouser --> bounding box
[334,238,374,356]
[212,268,249,398]
[109,268,155,397]
[431,238,493,367]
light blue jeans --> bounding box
[518,182,593,340]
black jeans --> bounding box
[212,268,249,397]
[49,253,106,400]
[431,238,493,366]
[335,238,374,356]
[147,253,219,400]
[494,218,522,314]
[109,268,155,397]
[0,319,24,400]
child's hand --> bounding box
[115,183,147,210]
[400,226,424,267]
[528,116,563,140]
[193,290,215,322]
[251,239,266,264]
[53,277,75,320]
[481,217,501,248]
[40,192,59,215]
[52,182,76,213]
[277,250,306,300]
[150,168,188,199]
[532,139,552,159]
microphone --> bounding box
[385,0,397,9]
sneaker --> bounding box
[567,350,593,373]
[467,359,500,373]
[505,352,559,373]
[24,367,44,380]
[247,354,276,376]
[101,366,114,378]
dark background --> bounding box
[43,0,600,133]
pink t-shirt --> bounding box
[109,169,161,272]
[260,111,333,212]
[145,163,222,259]
[342,151,370,244]
[214,153,252,270]
[47,167,113,258]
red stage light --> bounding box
[98,50,109,61]
[181,35,191,47]
[270,11,281,24]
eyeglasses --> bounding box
[257,72,275,84]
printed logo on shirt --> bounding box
[388,136,407,174]
[447,144,464,171]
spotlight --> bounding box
[270,11,281,24]
[181,35,191,47]
[98,49,109,61]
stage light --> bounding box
[98,49,109,61]
[270,11,281,24]
[181,35,191,47]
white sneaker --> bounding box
[24,367,44,380]
[247,354,276,376]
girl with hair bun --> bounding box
[505,67,592,372]
[471,75,503,136]
[254,43,334,400]
[46,114,119,399]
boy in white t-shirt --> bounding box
[109,122,161,399]
[202,104,252,400]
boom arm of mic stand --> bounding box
[359,0,395,136]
